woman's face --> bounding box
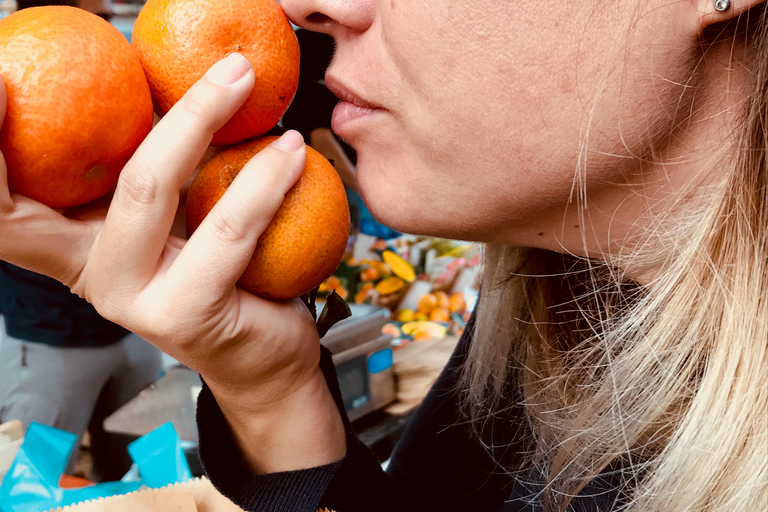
[281,0,705,253]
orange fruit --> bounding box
[354,282,375,303]
[449,291,467,313]
[324,276,348,301]
[433,290,450,310]
[132,0,300,146]
[0,6,153,208]
[417,293,439,314]
[185,136,350,300]
[360,266,380,282]
[429,307,451,323]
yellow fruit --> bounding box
[396,309,415,322]
[382,250,416,282]
[401,321,447,341]
[375,277,405,295]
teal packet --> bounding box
[127,422,192,488]
[0,422,191,512]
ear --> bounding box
[696,0,767,29]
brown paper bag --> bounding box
[47,477,242,512]
[47,476,336,512]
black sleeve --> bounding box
[197,313,530,512]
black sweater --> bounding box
[196,315,627,512]
[0,261,127,347]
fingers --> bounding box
[0,196,98,286]
[165,131,306,298]
[94,53,255,295]
[0,74,10,207]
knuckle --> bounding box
[0,200,12,217]
[119,166,162,207]
[179,92,214,122]
[208,205,251,246]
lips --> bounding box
[325,75,384,138]
[324,75,381,110]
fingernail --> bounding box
[269,130,304,153]
[206,53,251,86]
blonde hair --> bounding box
[461,7,768,512]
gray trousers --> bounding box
[0,316,163,480]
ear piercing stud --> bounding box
[714,0,731,12]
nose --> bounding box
[280,0,375,35]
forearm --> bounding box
[210,366,347,474]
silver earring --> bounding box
[715,0,730,12]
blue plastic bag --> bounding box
[0,422,192,512]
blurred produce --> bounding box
[317,234,481,348]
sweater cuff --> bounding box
[197,346,352,512]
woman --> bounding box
[1,0,766,509]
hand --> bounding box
[0,53,346,472]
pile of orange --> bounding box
[397,290,466,323]
[0,0,350,300]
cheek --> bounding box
[353,137,575,242]
[362,1,699,242]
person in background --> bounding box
[0,0,766,510]
[14,0,112,19]
[0,4,160,484]
[76,0,112,20]
[0,263,163,480]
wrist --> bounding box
[209,366,347,474]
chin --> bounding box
[358,189,415,233]
[360,192,471,240]
[354,151,475,240]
